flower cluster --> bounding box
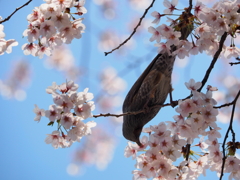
[124,79,240,180]
[0,18,18,55]
[33,80,96,149]
[149,0,240,60]
[22,0,87,58]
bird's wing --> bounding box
[123,53,163,112]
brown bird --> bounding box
[122,51,175,146]
[122,9,194,146]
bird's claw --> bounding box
[170,100,178,108]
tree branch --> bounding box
[199,32,228,92]
[188,0,193,12]
[214,91,240,108]
[0,0,33,24]
[229,62,240,66]
[93,102,171,118]
[219,90,240,180]
[104,0,156,56]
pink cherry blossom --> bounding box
[207,127,221,141]
[74,101,95,120]
[158,24,173,37]
[194,1,205,16]
[173,47,189,59]
[40,20,56,38]
[52,0,72,10]
[154,43,171,55]
[185,79,202,91]
[60,112,74,129]
[124,141,139,159]
[46,82,58,94]
[45,130,63,149]
[75,0,87,15]
[148,26,161,43]
[36,44,52,59]
[208,146,222,163]
[33,104,45,122]
[151,11,163,25]
[23,27,40,43]
[45,104,61,122]
[163,0,178,14]
[224,46,240,59]
[176,99,198,117]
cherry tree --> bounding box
[1,0,240,180]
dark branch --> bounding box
[184,32,228,100]
[0,0,33,24]
[199,32,227,92]
[214,92,240,108]
[188,0,193,12]
[104,0,156,56]
[185,144,191,161]
[219,90,240,180]
[229,62,240,66]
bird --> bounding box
[122,50,175,146]
[122,9,194,147]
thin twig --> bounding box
[214,92,240,108]
[229,62,240,66]
[93,103,171,118]
[219,90,240,180]
[0,0,33,24]
[104,0,156,56]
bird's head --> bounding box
[122,116,143,147]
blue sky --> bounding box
[0,0,239,180]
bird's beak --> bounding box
[136,140,143,148]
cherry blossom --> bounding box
[185,79,202,91]
[45,104,61,122]
[75,0,87,15]
[151,11,164,25]
[163,0,178,14]
[124,141,139,159]
[194,1,205,16]
[154,43,170,55]
[74,101,95,120]
[45,130,63,149]
[148,26,161,43]
[22,43,38,56]
[60,112,74,129]
[224,46,240,59]
[33,104,45,122]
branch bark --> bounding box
[0,0,33,24]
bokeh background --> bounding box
[0,0,239,179]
